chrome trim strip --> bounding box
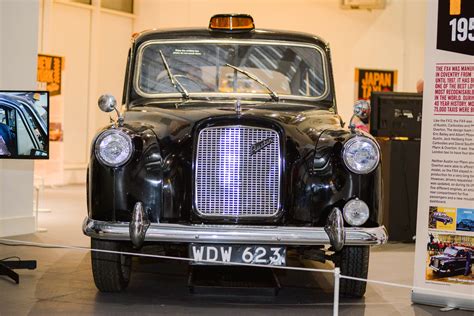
[83,217,388,246]
[194,125,281,218]
[133,39,329,101]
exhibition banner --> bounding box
[354,68,397,101]
[37,54,63,96]
[412,0,473,309]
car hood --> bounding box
[125,103,341,132]
[432,255,453,261]
[123,102,354,159]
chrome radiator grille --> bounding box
[195,126,281,217]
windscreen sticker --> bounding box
[172,49,202,56]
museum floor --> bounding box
[0,185,472,315]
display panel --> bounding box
[0,91,49,159]
[370,91,423,139]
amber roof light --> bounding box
[209,14,255,32]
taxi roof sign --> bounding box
[209,14,255,32]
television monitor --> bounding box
[370,91,423,139]
[0,91,49,159]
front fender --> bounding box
[87,125,163,223]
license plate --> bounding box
[189,244,286,266]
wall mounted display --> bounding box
[37,54,63,96]
[413,0,473,310]
[354,68,397,101]
[370,92,423,139]
[0,91,49,159]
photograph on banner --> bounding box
[354,68,397,101]
[457,208,474,232]
[426,233,473,285]
[428,206,456,230]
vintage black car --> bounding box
[429,246,472,276]
[432,212,453,225]
[83,14,387,297]
[457,219,474,231]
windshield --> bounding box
[443,247,458,256]
[136,40,327,100]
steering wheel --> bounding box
[174,74,213,92]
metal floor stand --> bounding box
[0,260,37,284]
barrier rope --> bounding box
[0,238,333,274]
[0,237,472,301]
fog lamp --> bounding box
[343,198,369,226]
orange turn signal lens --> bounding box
[209,14,255,31]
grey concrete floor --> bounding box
[0,185,472,315]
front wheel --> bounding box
[91,238,132,292]
[334,246,370,298]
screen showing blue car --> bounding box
[0,91,49,159]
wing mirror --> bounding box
[98,94,117,113]
[98,94,124,126]
[349,100,370,132]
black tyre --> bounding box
[334,246,370,298]
[91,238,132,292]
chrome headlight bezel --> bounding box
[95,129,133,168]
[342,136,380,174]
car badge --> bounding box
[250,137,274,156]
[235,99,241,115]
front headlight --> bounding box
[95,129,133,167]
[342,136,380,174]
[343,198,370,226]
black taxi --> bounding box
[83,14,387,297]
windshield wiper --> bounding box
[224,63,279,102]
[159,50,189,99]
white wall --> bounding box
[96,12,133,130]
[134,0,426,123]
[36,0,133,184]
[0,0,39,237]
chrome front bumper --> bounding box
[83,217,388,247]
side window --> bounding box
[18,102,46,150]
[0,108,5,123]
[0,106,14,128]
[15,111,36,155]
[0,106,17,155]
